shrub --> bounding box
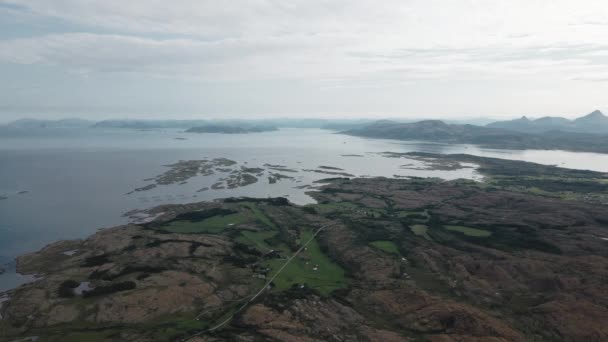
[82,254,110,267]
[82,281,136,298]
[58,280,80,298]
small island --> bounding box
[186,125,278,134]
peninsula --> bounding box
[2,155,608,341]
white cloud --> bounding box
[0,0,607,117]
[0,1,606,80]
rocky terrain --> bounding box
[2,156,608,341]
[126,157,364,195]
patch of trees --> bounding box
[262,285,320,311]
[494,178,608,193]
[89,265,166,281]
[82,254,111,267]
[405,213,428,221]
[224,197,290,206]
[437,224,563,255]
[302,206,317,215]
[58,280,80,298]
[172,208,237,222]
[233,242,262,256]
[145,238,213,249]
[82,281,136,298]
[223,254,258,268]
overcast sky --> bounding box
[0,0,607,122]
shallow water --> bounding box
[1,127,606,291]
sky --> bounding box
[0,0,607,122]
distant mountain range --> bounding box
[344,119,608,154]
[92,120,209,129]
[4,112,608,154]
[92,118,377,129]
[6,118,94,129]
[487,110,608,134]
[2,117,496,131]
[186,125,278,134]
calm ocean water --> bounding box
[1,127,607,290]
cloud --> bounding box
[1,1,605,77]
[0,32,358,81]
[0,0,607,118]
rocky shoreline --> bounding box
[0,165,608,341]
[3,155,608,341]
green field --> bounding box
[236,230,276,250]
[244,203,276,229]
[410,224,431,240]
[444,225,492,237]
[163,213,249,234]
[266,230,346,296]
[397,210,430,222]
[369,240,399,255]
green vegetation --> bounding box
[410,224,431,240]
[53,331,115,342]
[163,213,249,234]
[6,172,606,342]
[82,281,136,298]
[309,201,359,215]
[232,203,294,254]
[244,203,276,228]
[132,311,211,341]
[309,201,388,219]
[444,225,492,237]
[369,240,400,255]
[236,230,280,253]
[397,152,608,204]
[266,230,346,296]
[82,254,110,267]
[397,210,430,222]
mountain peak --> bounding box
[575,110,607,123]
[587,110,605,118]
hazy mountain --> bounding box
[485,116,530,131]
[344,119,608,154]
[534,116,571,126]
[92,120,209,129]
[344,120,509,142]
[186,124,277,134]
[487,110,608,134]
[445,118,498,126]
[572,110,608,130]
[7,118,94,129]
[92,118,374,130]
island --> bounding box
[185,125,278,134]
[1,155,608,341]
[343,119,608,154]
